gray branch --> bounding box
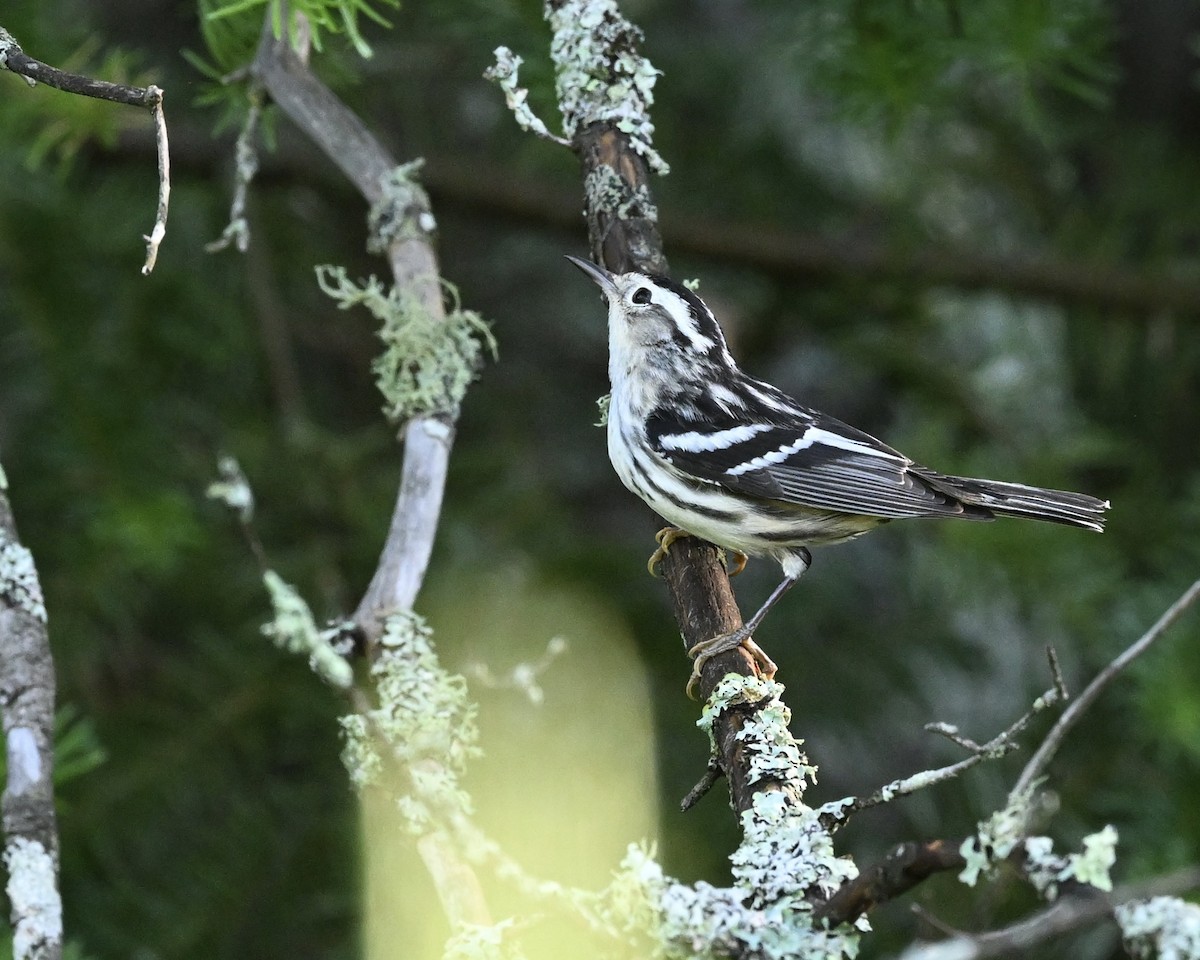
[1014,576,1200,797]
[0,487,62,960]
[247,11,487,927]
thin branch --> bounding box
[1014,576,1200,797]
[823,651,1065,831]
[249,16,452,638]
[0,27,157,105]
[206,84,265,254]
[0,487,63,960]
[814,840,965,925]
[680,758,724,812]
[140,87,169,275]
[902,865,1200,960]
[0,27,171,275]
[814,659,1071,923]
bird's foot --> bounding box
[647,529,747,578]
[685,628,778,700]
[647,526,690,577]
[720,548,749,578]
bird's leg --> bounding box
[647,526,690,576]
[685,547,812,699]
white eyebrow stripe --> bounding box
[660,290,715,353]
[659,423,775,453]
[725,426,894,476]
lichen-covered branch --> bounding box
[244,6,494,931]
[248,11,465,645]
[0,484,63,960]
[493,0,786,821]
[899,867,1200,959]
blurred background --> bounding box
[1,0,1199,957]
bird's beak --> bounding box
[565,255,619,298]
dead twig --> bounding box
[0,26,170,274]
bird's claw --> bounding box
[721,548,749,578]
[647,526,690,577]
[648,529,748,579]
[685,629,778,700]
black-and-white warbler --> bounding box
[567,256,1109,695]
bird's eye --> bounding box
[631,287,653,305]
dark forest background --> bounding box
[1,0,1199,957]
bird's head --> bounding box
[566,256,734,370]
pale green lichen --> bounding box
[583,166,658,224]
[666,675,862,958]
[367,160,438,254]
[958,784,1036,886]
[960,787,1116,899]
[316,266,497,422]
[483,48,571,147]
[587,834,863,960]
[698,674,817,798]
[0,539,47,624]
[205,455,254,523]
[590,843,668,951]
[466,636,568,707]
[1065,825,1117,892]
[547,0,669,174]
[260,571,354,689]
[339,611,481,831]
[487,1,669,172]
[5,837,62,960]
[595,392,611,427]
[734,792,862,908]
[1116,896,1200,960]
[517,674,865,958]
[443,918,526,960]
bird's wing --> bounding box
[646,386,981,520]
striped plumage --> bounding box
[568,256,1109,692]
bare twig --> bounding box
[141,87,169,275]
[680,758,724,812]
[822,659,1066,831]
[0,26,156,105]
[901,865,1200,959]
[0,487,62,960]
[0,26,171,275]
[1014,577,1200,797]
[206,84,264,254]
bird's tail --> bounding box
[921,472,1110,532]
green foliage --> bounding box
[783,0,1116,129]
[204,0,400,59]
[187,0,263,77]
[52,706,107,788]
